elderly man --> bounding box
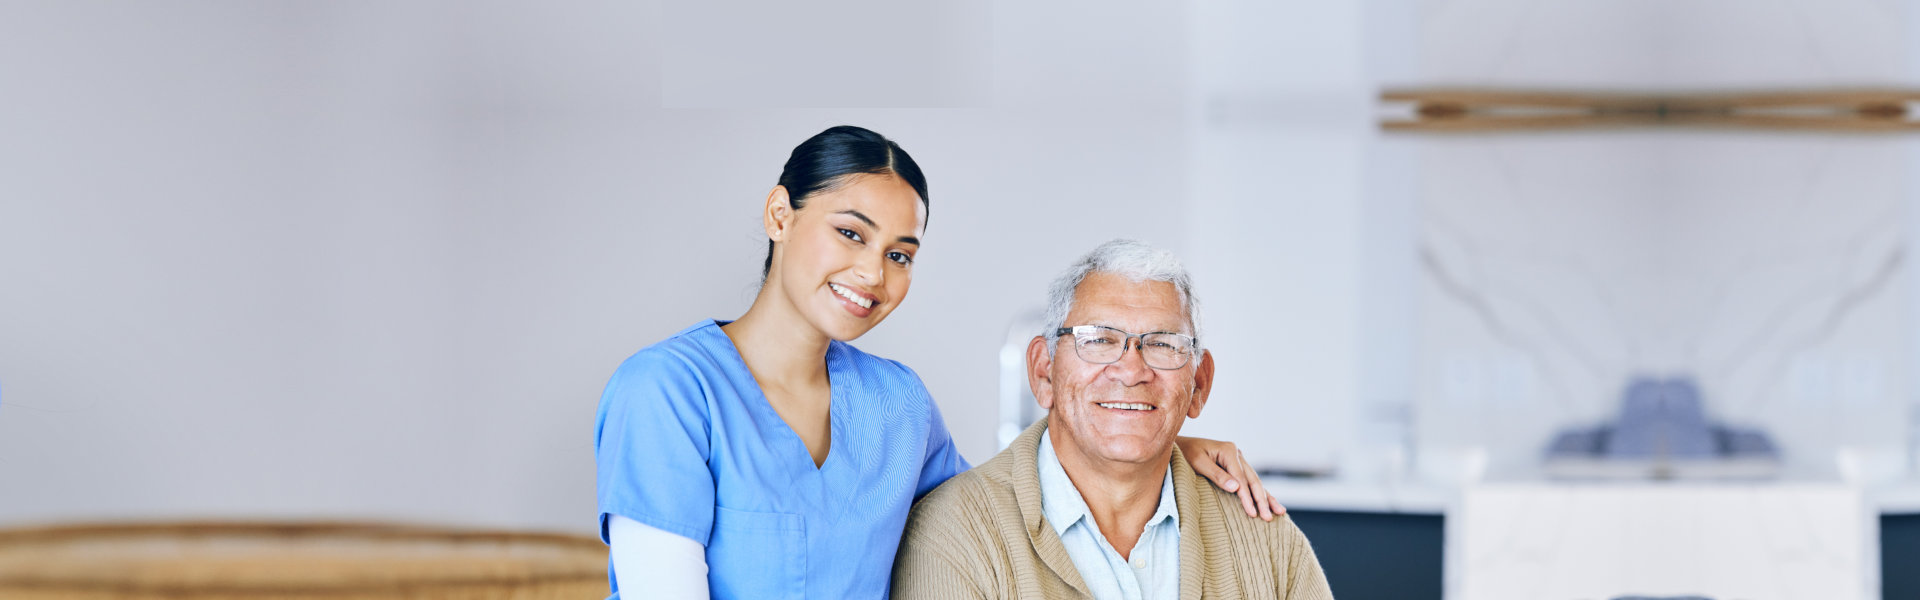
[892,239,1333,600]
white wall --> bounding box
[1,0,1334,533]
[1409,0,1917,478]
[1178,0,1382,473]
[8,0,1909,537]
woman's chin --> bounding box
[828,322,879,342]
[808,311,883,343]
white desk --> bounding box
[1259,475,1451,515]
[1451,482,1871,600]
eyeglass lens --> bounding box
[1072,328,1192,369]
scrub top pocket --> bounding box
[708,506,806,600]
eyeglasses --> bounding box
[1053,325,1198,370]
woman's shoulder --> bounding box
[610,320,730,382]
[595,321,739,434]
[830,341,930,392]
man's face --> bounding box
[1027,272,1215,468]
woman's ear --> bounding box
[764,185,794,242]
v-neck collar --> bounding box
[1011,420,1211,600]
[705,319,849,475]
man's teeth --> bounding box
[829,283,873,309]
[1098,402,1154,411]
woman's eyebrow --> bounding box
[837,209,919,245]
[835,210,876,228]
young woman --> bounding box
[594,126,1280,599]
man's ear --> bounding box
[763,185,794,243]
[1026,336,1055,410]
[1186,349,1215,419]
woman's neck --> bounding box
[721,286,832,389]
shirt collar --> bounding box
[1036,430,1179,537]
[1149,460,1179,528]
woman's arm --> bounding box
[609,514,709,599]
[1176,436,1286,520]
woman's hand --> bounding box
[1175,436,1285,521]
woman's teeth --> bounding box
[829,283,873,309]
[1098,402,1154,411]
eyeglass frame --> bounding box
[1051,325,1200,370]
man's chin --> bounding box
[1088,437,1175,465]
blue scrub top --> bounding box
[595,320,970,599]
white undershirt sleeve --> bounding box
[608,513,710,599]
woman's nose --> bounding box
[854,250,884,286]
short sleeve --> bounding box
[595,347,717,546]
[906,366,971,500]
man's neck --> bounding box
[1047,430,1171,560]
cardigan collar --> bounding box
[1036,429,1179,539]
[998,419,1223,600]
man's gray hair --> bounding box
[1041,239,1203,354]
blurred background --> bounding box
[5,1,1920,599]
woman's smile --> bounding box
[828,282,878,317]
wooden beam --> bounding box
[1380,88,1920,133]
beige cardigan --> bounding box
[892,421,1335,600]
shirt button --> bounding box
[1131,557,1146,569]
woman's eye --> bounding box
[837,228,863,243]
[887,251,913,266]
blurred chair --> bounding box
[1546,377,1778,479]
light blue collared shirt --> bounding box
[1037,430,1180,600]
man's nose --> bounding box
[1105,338,1154,384]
